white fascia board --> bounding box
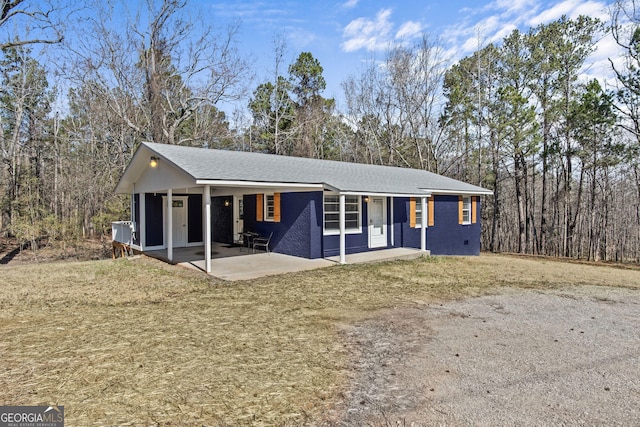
[427,189,493,196]
[195,179,324,190]
[338,190,432,198]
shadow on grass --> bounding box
[0,245,21,264]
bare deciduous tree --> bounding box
[342,35,447,169]
[68,0,251,146]
[0,0,66,49]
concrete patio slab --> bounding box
[326,247,426,264]
[185,253,335,281]
[145,245,428,281]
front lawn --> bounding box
[0,254,638,425]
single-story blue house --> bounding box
[113,142,492,273]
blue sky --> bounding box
[3,0,615,116]
[202,0,615,108]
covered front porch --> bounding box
[143,243,425,281]
[113,143,434,275]
[115,185,431,273]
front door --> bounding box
[368,197,387,248]
[171,197,187,247]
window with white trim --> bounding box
[265,194,275,221]
[323,194,361,234]
[462,196,471,224]
[415,198,423,228]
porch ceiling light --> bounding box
[150,156,158,168]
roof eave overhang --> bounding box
[336,190,433,198]
[115,142,198,194]
[427,189,494,196]
[195,179,324,190]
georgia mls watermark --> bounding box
[0,406,64,427]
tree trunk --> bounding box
[515,154,527,254]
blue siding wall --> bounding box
[273,192,312,258]
[243,194,256,234]
[431,195,481,255]
[243,191,322,259]
[397,197,420,250]
[309,192,323,259]
[188,194,202,243]
[140,190,482,256]
[397,195,481,255]
[392,197,409,249]
[145,193,164,247]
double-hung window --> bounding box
[323,194,361,234]
[265,194,275,221]
[415,199,423,226]
[411,197,434,228]
[256,193,280,222]
[460,196,472,225]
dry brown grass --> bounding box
[1,253,639,425]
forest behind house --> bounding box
[2,0,640,263]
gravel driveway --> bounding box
[323,285,640,426]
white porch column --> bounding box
[204,185,211,273]
[139,193,146,251]
[167,189,173,262]
[130,186,136,248]
[339,193,346,264]
[130,186,136,223]
[420,196,427,252]
[390,196,395,246]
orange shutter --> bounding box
[458,196,464,224]
[472,196,477,224]
[256,194,263,222]
[428,197,435,227]
[409,198,416,228]
[274,193,281,222]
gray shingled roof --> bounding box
[138,141,491,195]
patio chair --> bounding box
[252,232,273,254]
[238,230,258,252]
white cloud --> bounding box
[528,0,608,26]
[341,8,395,52]
[476,15,502,35]
[487,0,540,17]
[396,21,423,40]
[473,15,505,46]
[568,0,609,21]
[341,9,425,52]
[443,15,505,57]
[488,23,518,44]
[341,0,359,9]
[583,29,626,88]
[286,27,318,49]
[442,0,610,60]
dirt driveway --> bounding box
[322,285,640,426]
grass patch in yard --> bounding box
[1,254,639,425]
